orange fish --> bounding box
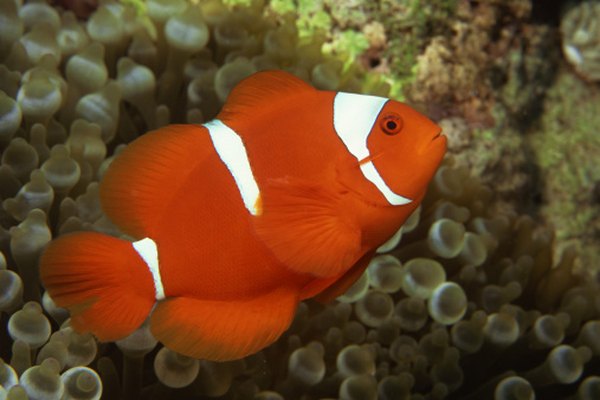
[40,71,446,361]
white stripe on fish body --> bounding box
[333,92,412,206]
[132,237,165,301]
[204,119,261,216]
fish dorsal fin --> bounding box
[253,176,363,278]
[100,125,208,238]
[218,70,316,124]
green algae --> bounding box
[270,0,332,39]
[121,0,147,14]
[382,0,458,95]
[528,70,600,268]
[267,0,460,100]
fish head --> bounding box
[364,100,446,204]
[333,93,446,208]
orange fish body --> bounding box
[41,71,446,361]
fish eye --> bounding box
[380,113,403,135]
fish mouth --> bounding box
[424,128,446,153]
[431,129,443,141]
[429,129,446,148]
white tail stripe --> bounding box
[333,92,412,206]
[132,237,165,301]
[204,119,261,216]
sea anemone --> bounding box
[560,1,600,82]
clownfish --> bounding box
[40,70,446,361]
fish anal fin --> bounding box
[253,177,362,278]
[313,251,375,303]
[150,287,298,361]
[218,70,315,125]
[99,124,205,238]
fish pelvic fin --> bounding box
[150,287,298,361]
[40,232,156,341]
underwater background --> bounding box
[0,0,599,399]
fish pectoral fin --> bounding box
[150,287,298,361]
[253,177,362,278]
[312,250,375,303]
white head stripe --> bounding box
[203,119,261,215]
[333,92,388,160]
[132,237,165,301]
[333,92,412,206]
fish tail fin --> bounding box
[40,232,156,341]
